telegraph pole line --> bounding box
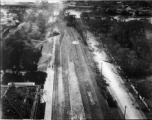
[124,106,127,120]
[0,37,2,81]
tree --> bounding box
[22,46,41,72]
[66,15,76,27]
[136,79,152,99]
[111,20,148,48]
[10,40,25,74]
[24,9,37,23]
[4,33,26,74]
[40,1,49,10]
[2,73,24,85]
[8,6,26,22]
[80,9,152,79]
[96,74,108,98]
[36,12,47,34]
[80,12,90,23]
[28,23,41,40]
[133,37,152,60]
[99,19,112,36]
[24,71,47,86]
[3,27,41,74]
[1,45,14,72]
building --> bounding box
[42,0,48,2]
[1,83,45,119]
[1,0,15,5]
[36,0,41,2]
[15,0,36,2]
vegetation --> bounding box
[1,97,20,119]
[65,14,87,45]
[6,6,27,22]
[136,79,152,99]
[1,3,54,85]
[80,5,152,100]
[81,10,152,78]
[95,74,108,98]
[65,0,152,100]
[24,71,47,87]
[2,31,41,74]
[1,86,39,119]
[2,73,24,85]
[83,1,152,16]
[66,14,77,27]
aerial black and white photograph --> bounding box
[0,0,152,119]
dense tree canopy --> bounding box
[81,11,152,79]
[1,4,54,87]
[136,79,152,98]
[80,8,152,100]
[22,45,41,72]
[24,71,47,86]
[2,26,41,74]
[7,6,27,22]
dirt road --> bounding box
[40,19,105,119]
[86,31,146,119]
[38,3,145,120]
[37,3,121,119]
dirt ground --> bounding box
[37,3,146,120]
[37,16,109,119]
